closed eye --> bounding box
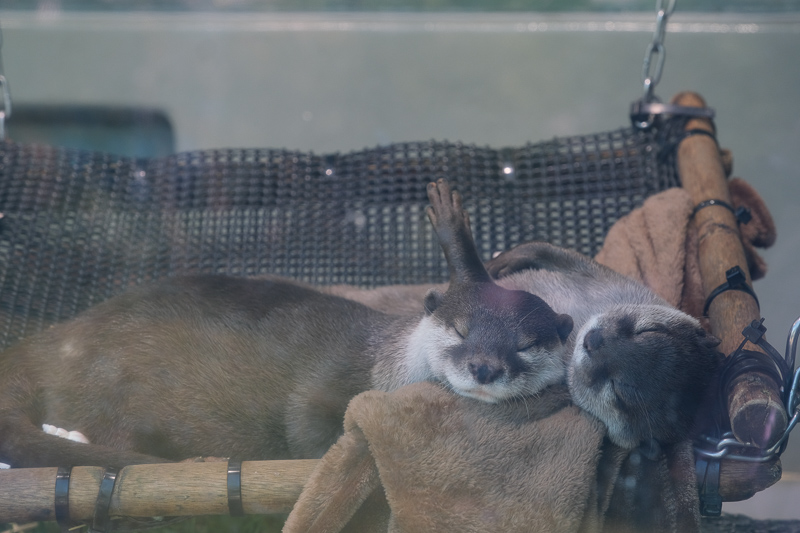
[517,338,537,352]
[452,323,468,339]
[635,325,670,335]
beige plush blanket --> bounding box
[595,177,775,321]
[285,179,775,533]
[284,383,700,533]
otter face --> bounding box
[423,282,573,402]
[568,304,722,449]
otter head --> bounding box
[421,282,573,402]
[568,304,723,449]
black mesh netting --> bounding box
[0,126,681,350]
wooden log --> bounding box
[672,91,787,450]
[0,460,318,523]
[718,457,782,502]
[671,92,786,502]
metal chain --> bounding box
[641,0,677,103]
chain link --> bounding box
[641,0,677,103]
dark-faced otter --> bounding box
[333,241,723,449]
[486,243,723,449]
[0,180,572,468]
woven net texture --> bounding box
[0,126,681,350]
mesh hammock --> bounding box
[0,125,682,351]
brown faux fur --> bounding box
[283,382,700,533]
[594,179,775,325]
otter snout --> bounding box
[468,360,504,384]
[583,328,604,354]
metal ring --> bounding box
[89,467,119,533]
[227,459,244,517]
[54,465,72,526]
[703,265,759,317]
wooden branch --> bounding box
[671,91,787,450]
[718,456,782,502]
[671,92,785,501]
[0,460,318,523]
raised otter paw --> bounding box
[426,178,471,242]
[426,178,489,284]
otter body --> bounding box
[1,275,383,465]
[0,181,573,468]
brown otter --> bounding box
[0,179,572,468]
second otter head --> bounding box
[421,282,573,402]
[568,304,723,449]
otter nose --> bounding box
[468,362,504,384]
[583,328,604,354]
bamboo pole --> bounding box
[0,460,318,523]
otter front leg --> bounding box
[426,179,491,284]
[485,241,599,279]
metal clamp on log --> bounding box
[658,129,720,163]
[703,266,760,318]
[89,467,119,533]
[696,316,800,514]
[696,456,722,517]
[227,459,244,517]
[692,199,752,226]
[54,465,73,527]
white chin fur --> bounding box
[444,371,505,402]
[447,363,564,403]
[457,387,503,403]
[42,423,90,444]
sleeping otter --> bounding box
[487,243,723,449]
[333,241,723,449]
[0,179,572,468]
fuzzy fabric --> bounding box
[594,179,775,324]
[284,383,616,533]
[283,382,701,533]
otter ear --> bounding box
[423,289,444,315]
[556,314,574,343]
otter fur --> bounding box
[0,180,572,468]
[333,241,723,449]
